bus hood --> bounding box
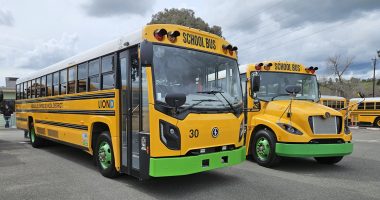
[265,100,342,118]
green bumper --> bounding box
[275,142,353,157]
[149,146,246,177]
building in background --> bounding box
[0,77,18,128]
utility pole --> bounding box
[373,50,380,97]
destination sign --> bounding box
[182,32,216,50]
[274,63,301,72]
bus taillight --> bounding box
[154,29,167,41]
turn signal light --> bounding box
[255,63,263,70]
[154,29,167,41]
[222,44,238,55]
[168,31,180,43]
[222,44,232,53]
[307,66,319,74]
[264,63,272,70]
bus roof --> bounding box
[350,97,380,102]
[242,61,318,75]
[17,24,237,84]
[17,30,143,84]
[320,95,346,100]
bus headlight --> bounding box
[277,123,303,135]
[159,120,180,150]
[239,122,245,142]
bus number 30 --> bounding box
[189,129,199,138]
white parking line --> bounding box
[353,139,379,143]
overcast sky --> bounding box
[1,0,380,86]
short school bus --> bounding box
[319,95,347,117]
[239,61,353,167]
[15,24,246,179]
[348,97,380,127]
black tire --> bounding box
[251,128,281,167]
[374,118,380,127]
[29,124,44,148]
[314,156,343,164]
[94,131,119,178]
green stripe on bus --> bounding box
[149,146,246,177]
[275,142,353,157]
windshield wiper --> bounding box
[197,90,238,114]
[177,99,220,114]
[271,94,290,101]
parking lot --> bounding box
[0,128,379,200]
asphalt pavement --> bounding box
[1,128,379,200]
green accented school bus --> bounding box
[240,61,353,167]
[15,24,246,179]
[348,97,380,127]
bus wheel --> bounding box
[29,125,43,148]
[95,132,119,178]
[314,156,343,164]
[374,118,380,127]
[251,129,281,167]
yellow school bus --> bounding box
[240,61,352,167]
[15,24,246,179]
[320,95,347,117]
[348,97,380,127]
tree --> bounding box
[320,54,355,98]
[148,8,222,37]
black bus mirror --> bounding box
[140,40,153,66]
[285,85,301,95]
[250,75,260,93]
[165,93,186,108]
[358,92,365,98]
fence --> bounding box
[0,114,16,128]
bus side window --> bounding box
[60,69,67,95]
[89,59,100,91]
[78,62,88,93]
[53,72,60,96]
[68,66,76,94]
[366,102,374,110]
[47,74,53,96]
[358,102,364,110]
[101,55,114,90]
[41,76,46,97]
[27,80,32,99]
[35,78,40,98]
[376,102,380,110]
[22,82,25,99]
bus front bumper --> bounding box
[149,146,246,177]
[275,142,353,157]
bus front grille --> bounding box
[309,116,340,134]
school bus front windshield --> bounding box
[256,72,319,102]
[153,45,243,113]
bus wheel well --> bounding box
[374,117,380,127]
[248,125,277,155]
[91,122,110,151]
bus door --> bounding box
[119,47,149,179]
